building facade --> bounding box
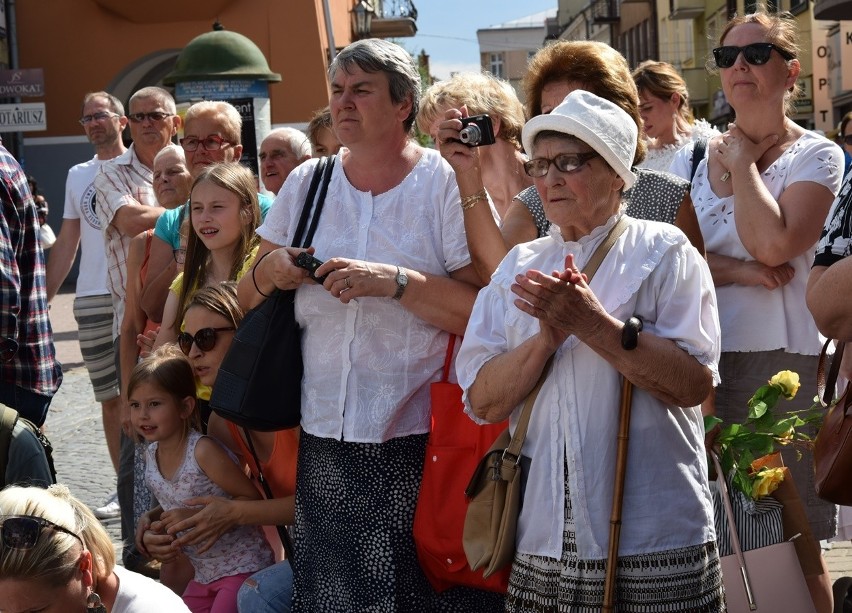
[481,1,850,134]
[0,0,417,265]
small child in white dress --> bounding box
[128,345,273,613]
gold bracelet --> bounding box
[460,188,488,211]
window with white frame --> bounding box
[489,53,505,79]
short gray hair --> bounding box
[264,127,311,159]
[329,39,421,132]
[82,91,124,117]
[184,100,243,145]
[153,143,185,166]
[129,86,176,114]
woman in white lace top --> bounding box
[632,60,718,173]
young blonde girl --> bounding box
[128,345,274,613]
[154,162,261,349]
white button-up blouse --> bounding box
[257,148,471,443]
[457,215,721,560]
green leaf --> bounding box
[749,400,769,420]
[704,415,723,432]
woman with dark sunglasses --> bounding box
[0,483,189,612]
[138,283,299,612]
[669,10,845,612]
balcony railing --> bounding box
[371,0,418,38]
[591,0,620,24]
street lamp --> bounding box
[352,0,375,39]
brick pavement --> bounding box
[42,287,852,588]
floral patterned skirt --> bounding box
[506,475,725,613]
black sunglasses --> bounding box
[843,135,852,146]
[713,43,795,69]
[1,515,83,550]
[127,111,173,124]
[523,152,600,178]
[177,327,236,355]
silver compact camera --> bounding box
[458,114,496,147]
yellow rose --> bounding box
[751,467,786,499]
[769,370,800,399]
[776,427,794,444]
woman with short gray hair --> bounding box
[240,38,499,611]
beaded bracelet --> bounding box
[460,188,488,211]
[251,251,273,298]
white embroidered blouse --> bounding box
[457,214,720,560]
[670,132,844,355]
[257,148,471,443]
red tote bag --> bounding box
[413,335,510,592]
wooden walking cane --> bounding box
[602,377,635,612]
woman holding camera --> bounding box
[239,39,496,612]
[418,73,533,286]
[436,41,704,287]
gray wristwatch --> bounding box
[393,266,408,301]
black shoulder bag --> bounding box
[210,155,335,431]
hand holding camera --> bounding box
[295,251,329,284]
[457,114,496,148]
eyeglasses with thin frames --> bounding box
[712,43,795,69]
[177,327,236,355]
[180,135,232,152]
[79,111,119,126]
[127,111,173,124]
[0,515,83,550]
[523,152,600,178]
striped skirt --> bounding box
[506,476,725,612]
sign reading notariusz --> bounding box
[0,103,47,131]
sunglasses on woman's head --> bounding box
[177,327,236,355]
[713,43,795,69]
[0,515,83,550]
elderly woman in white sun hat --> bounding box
[457,89,724,612]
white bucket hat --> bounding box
[521,90,637,190]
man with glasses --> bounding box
[94,85,180,577]
[45,92,127,519]
[141,100,273,323]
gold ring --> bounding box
[720,171,731,182]
[344,277,351,289]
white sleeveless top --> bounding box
[145,430,274,584]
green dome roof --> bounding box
[163,26,281,85]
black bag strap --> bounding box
[303,156,336,249]
[241,426,296,562]
[691,138,707,184]
[291,155,336,249]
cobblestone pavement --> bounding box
[46,289,121,546]
[43,289,852,587]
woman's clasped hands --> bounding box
[511,253,604,351]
